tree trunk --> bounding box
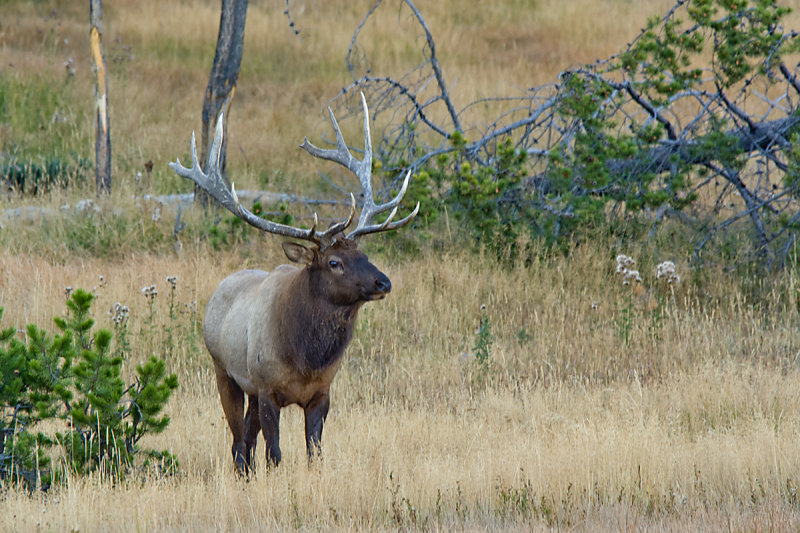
[198,0,248,206]
[90,0,111,195]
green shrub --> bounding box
[0,289,178,490]
[389,133,532,257]
[1,153,90,194]
[366,0,800,266]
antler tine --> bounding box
[299,106,370,180]
[300,92,418,241]
[170,97,358,248]
[347,169,420,238]
[207,99,225,178]
[316,193,356,239]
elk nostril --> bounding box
[375,276,391,293]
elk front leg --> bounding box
[258,393,282,467]
[243,394,260,472]
[304,392,330,461]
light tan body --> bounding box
[200,240,386,470]
[203,266,343,407]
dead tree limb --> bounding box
[199,0,248,205]
[90,0,111,195]
[323,0,800,267]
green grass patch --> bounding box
[0,73,88,158]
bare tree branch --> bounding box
[323,0,800,266]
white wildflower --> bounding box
[616,254,636,270]
[615,254,641,286]
[656,261,680,284]
[141,284,158,301]
[621,269,642,286]
[109,302,130,326]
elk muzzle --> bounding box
[368,272,392,300]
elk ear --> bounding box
[282,242,315,265]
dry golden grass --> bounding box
[1,240,800,531]
[3,0,800,530]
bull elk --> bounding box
[169,94,418,472]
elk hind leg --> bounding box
[213,362,248,474]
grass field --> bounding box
[2,0,800,531]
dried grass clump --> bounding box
[1,241,799,531]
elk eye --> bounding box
[329,259,341,269]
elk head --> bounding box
[282,239,392,305]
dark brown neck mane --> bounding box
[277,268,362,373]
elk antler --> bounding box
[300,92,419,240]
[169,96,356,249]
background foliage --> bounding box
[338,0,800,267]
